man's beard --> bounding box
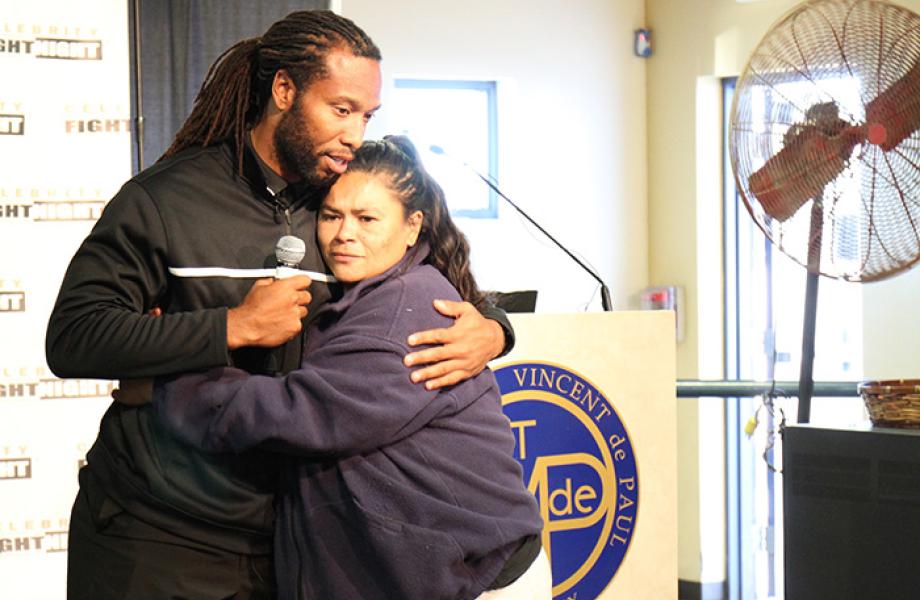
[273,96,334,188]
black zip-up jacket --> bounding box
[46,142,335,552]
[45,141,515,554]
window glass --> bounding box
[391,79,498,218]
[723,75,866,600]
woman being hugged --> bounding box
[154,135,550,600]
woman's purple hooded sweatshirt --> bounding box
[153,243,544,600]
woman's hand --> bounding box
[113,378,154,406]
[112,306,160,406]
[403,300,505,390]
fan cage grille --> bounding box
[730,0,920,282]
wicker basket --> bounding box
[859,379,920,429]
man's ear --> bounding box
[271,69,298,111]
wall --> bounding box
[0,2,132,597]
[863,265,920,378]
[646,0,920,588]
[340,0,648,313]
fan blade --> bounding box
[748,124,863,222]
[866,58,920,151]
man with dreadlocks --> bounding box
[46,10,514,599]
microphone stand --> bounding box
[430,146,613,311]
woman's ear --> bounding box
[407,211,423,247]
[271,69,298,111]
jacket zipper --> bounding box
[266,186,293,236]
[267,185,306,376]
[281,205,292,235]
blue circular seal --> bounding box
[495,362,639,600]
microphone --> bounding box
[274,235,306,279]
[429,145,613,311]
[269,235,308,375]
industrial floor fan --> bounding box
[729,0,920,422]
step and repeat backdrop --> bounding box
[0,1,131,597]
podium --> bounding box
[492,311,677,600]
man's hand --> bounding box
[404,299,505,390]
[227,276,312,349]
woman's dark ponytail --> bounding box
[347,135,486,308]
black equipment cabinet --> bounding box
[783,424,920,599]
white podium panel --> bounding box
[493,311,677,600]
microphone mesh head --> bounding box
[275,235,306,267]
